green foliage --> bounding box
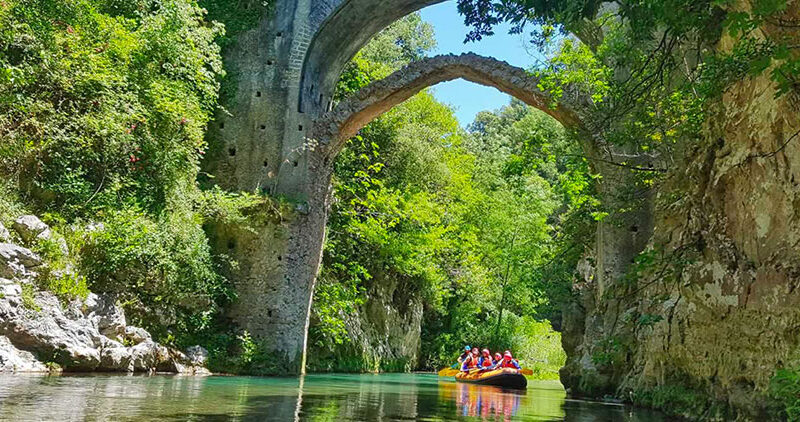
[0,181,26,223]
[632,383,728,420]
[0,0,239,349]
[38,271,90,305]
[0,0,224,217]
[312,14,597,372]
[511,317,565,380]
[591,335,630,368]
[465,100,596,322]
[535,39,610,104]
[20,283,40,312]
[456,0,796,220]
[78,207,233,343]
[204,330,300,375]
[334,13,435,100]
[199,0,272,46]
[770,366,800,420]
[635,313,663,328]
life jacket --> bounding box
[479,356,493,367]
[466,355,478,368]
[500,359,519,369]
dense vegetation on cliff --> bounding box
[0,0,248,352]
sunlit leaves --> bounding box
[535,39,611,105]
[0,0,224,215]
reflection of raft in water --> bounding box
[455,368,527,389]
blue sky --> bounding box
[419,2,544,126]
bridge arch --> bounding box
[208,0,651,376]
[299,0,445,115]
[310,53,592,161]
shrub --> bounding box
[204,330,301,376]
[770,366,800,420]
[38,272,90,305]
[0,0,223,217]
[20,283,40,312]
[79,207,233,343]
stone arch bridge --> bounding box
[203,0,652,374]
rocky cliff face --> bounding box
[0,216,208,374]
[560,10,800,419]
[308,269,422,372]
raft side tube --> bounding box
[454,368,527,389]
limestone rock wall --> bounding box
[308,269,423,372]
[560,16,800,419]
[0,216,208,374]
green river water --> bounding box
[0,373,668,421]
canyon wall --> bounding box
[560,9,800,418]
[307,269,423,372]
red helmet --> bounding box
[472,348,479,355]
[504,350,512,359]
[494,353,502,360]
[482,349,490,356]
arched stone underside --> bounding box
[312,53,589,156]
[204,0,653,376]
[298,0,446,116]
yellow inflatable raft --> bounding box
[455,368,527,389]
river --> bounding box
[0,373,668,421]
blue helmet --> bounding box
[464,345,471,351]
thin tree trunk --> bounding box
[494,230,518,343]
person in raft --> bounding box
[496,350,521,370]
[477,349,495,370]
[457,346,471,365]
[460,347,480,372]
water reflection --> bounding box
[0,373,667,421]
[439,382,522,419]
